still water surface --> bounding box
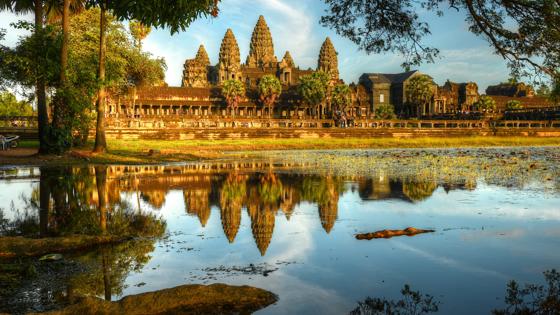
[1,150,559,314]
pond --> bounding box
[1,147,559,314]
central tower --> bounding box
[246,15,277,68]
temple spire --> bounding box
[195,44,210,66]
[218,29,241,84]
[246,15,277,68]
[317,37,339,83]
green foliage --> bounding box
[374,103,396,119]
[536,84,550,97]
[321,0,560,79]
[298,71,329,108]
[331,83,352,112]
[110,0,219,34]
[0,91,34,116]
[551,79,560,105]
[222,79,245,110]
[505,100,523,111]
[474,95,497,112]
[129,20,151,48]
[3,21,61,90]
[258,74,282,104]
[406,75,435,111]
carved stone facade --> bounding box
[182,45,211,88]
[182,15,317,89]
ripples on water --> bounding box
[0,149,559,314]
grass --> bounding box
[3,136,560,166]
[105,136,560,152]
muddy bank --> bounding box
[0,235,129,258]
[356,227,435,240]
[32,283,277,315]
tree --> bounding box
[221,79,245,117]
[0,0,50,154]
[536,84,551,97]
[331,83,352,114]
[257,74,282,118]
[298,71,329,118]
[90,0,219,153]
[320,0,560,80]
[0,91,34,116]
[129,20,151,49]
[474,95,497,112]
[405,74,435,117]
[505,100,523,111]
[374,104,396,119]
[551,79,560,105]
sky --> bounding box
[0,0,513,92]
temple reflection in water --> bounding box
[12,162,476,256]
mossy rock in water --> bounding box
[32,283,277,315]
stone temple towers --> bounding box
[317,37,339,83]
[218,28,241,84]
[181,16,340,88]
[246,15,277,68]
[182,45,211,88]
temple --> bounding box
[105,15,553,121]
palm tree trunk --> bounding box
[52,0,70,142]
[60,0,69,84]
[93,3,107,153]
[34,0,49,154]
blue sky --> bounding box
[0,0,513,91]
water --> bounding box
[1,149,559,314]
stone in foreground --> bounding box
[33,283,277,315]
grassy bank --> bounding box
[2,136,560,165]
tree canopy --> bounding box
[222,79,245,114]
[321,0,560,81]
[474,95,497,112]
[0,91,34,116]
[258,74,282,117]
[331,83,352,113]
[405,74,435,115]
[298,71,329,108]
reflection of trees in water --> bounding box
[402,181,438,203]
[492,269,560,315]
[140,191,166,210]
[349,270,560,315]
[69,239,158,301]
[4,167,166,239]
[349,284,439,315]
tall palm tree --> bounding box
[258,74,282,118]
[0,0,50,154]
[222,79,245,118]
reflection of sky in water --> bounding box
[119,183,560,315]
[0,167,559,314]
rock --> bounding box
[32,283,277,315]
[356,227,435,240]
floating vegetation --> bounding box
[255,147,560,191]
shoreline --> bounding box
[1,136,559,166]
